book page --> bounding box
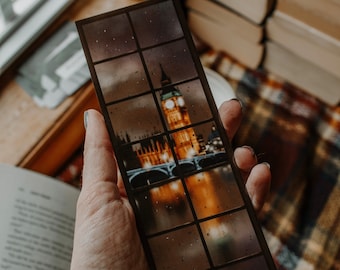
[0,164,80,270]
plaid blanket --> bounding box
[200,50,340,270]
[57,50,340,270]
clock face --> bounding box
[165,99,175,109]
[177,97,185,107]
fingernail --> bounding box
[242,145,256,158]
[262,162,271,169]
[84,110,88,129]
[230,98,244,112]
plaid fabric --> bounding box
[200,50,340,270]
[56,49,340,270]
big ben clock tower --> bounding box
[159,65,201,159]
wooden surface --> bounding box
[0,0,141,176]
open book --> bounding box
[0,163,79,269]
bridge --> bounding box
[127,151,228,188]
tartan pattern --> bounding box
[57,49,340,270]
[200,50,340,270]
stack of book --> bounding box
[263,0,340,106]
[185,0,275,69]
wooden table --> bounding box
[0,0,141,176]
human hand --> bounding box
[70,108,148,270]
[70,99,271,270]
[219,99,271,212]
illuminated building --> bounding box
[135,65,203,168]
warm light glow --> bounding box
[186,147,196,159]
[169,181,180,191]
[161,152,169,162]
[177,96,185,106]
[143,161,152,169]
[208,223,229,240]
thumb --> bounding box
[82,109,118,188]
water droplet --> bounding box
[144,195,148,200]
[165,236,169,240]
[149,20,153,23]
[103,29,107,33]
[131,36,135,40]
[112,37,116,41]
[95,40,99,43]
[125,40,128,44]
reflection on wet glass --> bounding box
[135,180,193,235]
[95,53,150,103]
[123,135,174,174]
[186,165,244,219]
[143,39,197,89]
[82,13,136,62]
[107,93,163,143]
[129,0,183,48]
[201,210,261,266]
[148,225,210,270]
[157,78,212,131]
[219,255,269,270]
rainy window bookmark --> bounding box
[76,0,276,269]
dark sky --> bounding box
[82,13,137,63]
[81,0,212,143]
[83,0,198,105]
[82,0,184,63]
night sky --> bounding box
[81,0,209,142]
[82,0,197,93]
